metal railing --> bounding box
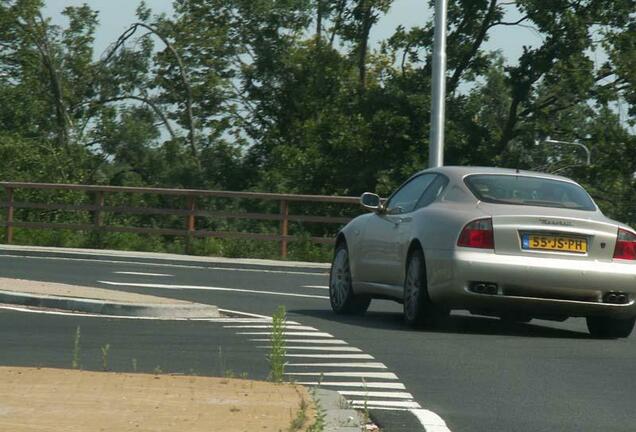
[0,182,362,258]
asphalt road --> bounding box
[1,250,635,432]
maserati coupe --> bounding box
[328,166,636,338]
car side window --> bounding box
[415,175,449,209]
[386,174,436,214]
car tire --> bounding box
[403,248,447,328]
[586,316,635,339]
[329,242,371,315]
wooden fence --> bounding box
[0,182,363,258]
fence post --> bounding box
[5,187,13,244]
[186,195,196,254]
[279,199,289,259]
[94,191,105,229]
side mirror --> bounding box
[360,192,383,212]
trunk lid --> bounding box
[481,204,619,260]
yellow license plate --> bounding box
[522,234,587,253]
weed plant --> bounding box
[269,305,287,383]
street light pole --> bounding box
[428,0,448,168]
[543,137,592,166]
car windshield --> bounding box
[464,174,596,211]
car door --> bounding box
[358,174,437,286]
[390,174,451,285]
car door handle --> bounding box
[395,217,412,225]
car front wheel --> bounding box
[329,243,371,315]
[586,316,635,339]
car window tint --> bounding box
[386,174,436,214]
[464,174,596,211]
[416,175,449,209]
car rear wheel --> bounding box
[403,248,447,328]
[329,243,371,315]
[586,316,635,339]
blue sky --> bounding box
[43,0,542,64]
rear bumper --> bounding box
[428,249,636,318]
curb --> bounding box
[0,290,220,318]
[312,388,373,432]
[0,245,330,274]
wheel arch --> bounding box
[335,232,348,250]
[406,239,425,271]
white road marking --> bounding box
[410,409,453,432]
[217,308,280,321]
[338,391,414,399]
[250,339,347,344]
[285,372,399,379]
[286,354,374,359]
[302,285,329,290]
[0,305,267,323]
[258,346,363,352]
[238,331,333,337]
[287,362,386,369]
[114,271,173,277]
[223,325,317,331]
[351,400,421,409]
[296,382,406,390]
[0,254,326,276]
[98,280,329,300]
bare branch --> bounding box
[103,23,198,162]
[448,0,498,93]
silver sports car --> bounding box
[329,166,636,338]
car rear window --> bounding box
[464,174,596,211]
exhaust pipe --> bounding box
[485,283,498,295]
[470,282,498,295]
[603,292,629,304]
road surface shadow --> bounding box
[291,308,591,339]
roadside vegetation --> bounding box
[0,0,634,260]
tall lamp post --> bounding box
[540,136,592,166]
[428,0,448,168]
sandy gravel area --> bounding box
[0,367,315,432]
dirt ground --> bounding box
[0,367,316,432]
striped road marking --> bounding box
[351,400,422,409]
[226,313,451,431]
[286,354,374,359]
[250,339,348,344]
[286,362,387,369]
[223,325,318,331]
[338,391,414,399]
[284,372,399,379]
[296,382,407,390]
[114,271,173,277]
[258,346,363,352]
[301,285,329,290]
[238,332,333,337]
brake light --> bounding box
[613,228,636,260]
[458,218,495,249]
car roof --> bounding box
[419,166,578,184]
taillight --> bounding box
[613,228,636,260]
[458,218,495,249]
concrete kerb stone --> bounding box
[311,387,371,432]
[0,290,220,319]
[0,245,330,273]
